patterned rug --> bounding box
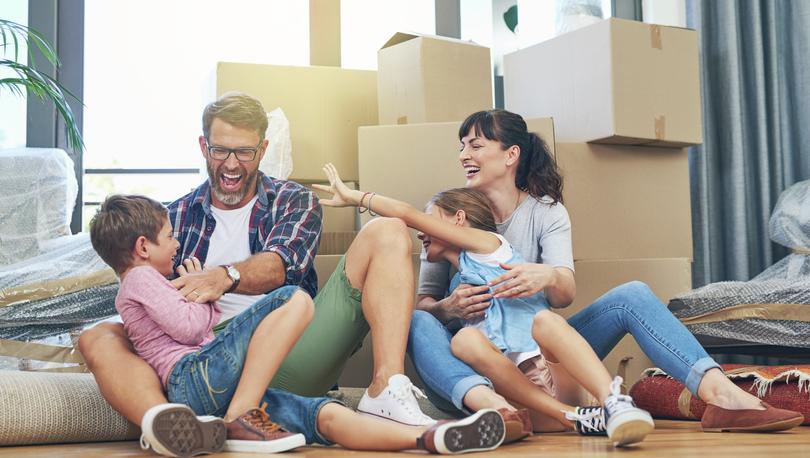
[630,364,810,425]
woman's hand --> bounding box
[489,262,556,299]
[437,284,492,321]
[312,163,363,207]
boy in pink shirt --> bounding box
[90,194,506,457]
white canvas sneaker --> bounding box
[357,374,437,426]
[603,376,655,446]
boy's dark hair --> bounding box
[430,188,498,233]
[89,195,168,275]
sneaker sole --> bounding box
[432,409,505,454]
[141,404,226,457]
[702,415,804,433]
[224,433,307,453]
[606,411,654,447]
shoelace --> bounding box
[564,407,605,433]
[391,382,433,422]
[244,404,282,434]
[604,376,634,413]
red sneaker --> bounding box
[224,407,306,453]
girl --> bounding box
[316,165,655,447]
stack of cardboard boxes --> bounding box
[504,18,700,384]
[215,17,700,387]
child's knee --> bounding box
[531,309,566,341]
[287,289,315,323]
[451,327,485,361]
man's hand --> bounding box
[489,262,555,299]
[437,284,492,321]
[171,260,231,303]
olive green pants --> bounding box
[214,255,368,396]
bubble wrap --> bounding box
[670,180,810,348]
[0,148,78,266]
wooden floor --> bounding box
[1,421,807,457]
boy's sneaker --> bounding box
[357,374,436,426]
[497,408,533,443]
[565,406,607,436]
[224,407,306,453]
[140,403,226,457]
[603,376,654,446]
[418,409,505,454]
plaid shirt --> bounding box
[167,172,322,297]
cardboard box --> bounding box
[313,253,423,387]
[358,118,555,252]
[557,142,692,261]
[306,181,358,233]
[504,18,701,147]
[216,63,377,181]
[377,32,493,125]
[317,232,358,256]
[557,258,693,385]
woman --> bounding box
[408,109,803,435]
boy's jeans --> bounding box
[408,281,721,414]
[167,285,337,445]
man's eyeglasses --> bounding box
[205,140,262,162]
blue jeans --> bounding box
[408,281,721,414]
[167,285,337,445]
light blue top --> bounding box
[449,234,550,355]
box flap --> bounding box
[380,31,485,50]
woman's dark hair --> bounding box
[430,188,497,233]
[458,109,563,204]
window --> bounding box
[340,0,435,70]
[82,0,309,229]
[0,0,29,149]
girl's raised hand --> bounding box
[312,163,362,207]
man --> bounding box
[79,92,434,454]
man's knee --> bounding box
[359,217,412,253]
[78,322,128,368]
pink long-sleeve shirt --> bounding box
[115,265,222,387]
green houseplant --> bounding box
[1,18,83,151]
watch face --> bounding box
[227,265,240,281]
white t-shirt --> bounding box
[206,196,265,322]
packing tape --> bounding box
[0,338,86,364]
[654,116,666,140]
[679,303,810,325]
[0,268,117,307]
[650,25,663,49]
[397,116,408,125]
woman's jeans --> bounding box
[408,281,721,414]
[167,285,336,445]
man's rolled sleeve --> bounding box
[264,184,322,287]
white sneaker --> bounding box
[140,403,226,457]
[357,374,437,426]
[603,376,655,446]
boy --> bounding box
[89,194,507,456]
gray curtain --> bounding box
[687,0,810,288]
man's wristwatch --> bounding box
[222,265,241,293]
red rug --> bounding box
[629,364,810,425]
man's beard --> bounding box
[207,162,258,207]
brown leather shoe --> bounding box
[497,408,533,443]
[418,409,505,454]
[224,408,306,453]
[701,402,804,432]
